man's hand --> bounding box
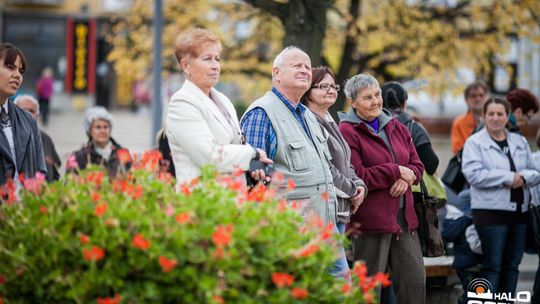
[350,187,366,215]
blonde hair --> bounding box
[174,28,221,66]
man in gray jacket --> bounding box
[241,46,365,279]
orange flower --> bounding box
[277,200,287,212]
[290,287,308,299]
[271,272,294,288]
[175,212,191,224]
[212,224,234,247]
[287,178,296,189]
[341,283,351,294]
[117,149,131,165]
[92,192,100,203]
[140,150,161,171]
[126,184,143,199]
[319,223,334,241]
[132,233,150,250]
[372,272,392,287]
[83,246,105,261]
[353,262,368,280]
[298,244,319,257]
[363,292,374,303]
[321,191,329,202]
[158,256,177,273]
[97,294,121,304]
[39,206,47,214]
[86,171,105,188]
[179,184,192,196]
[0,274,6,284]
[212,295,225,304]
[95,203,108,217]
[79,234,90,244]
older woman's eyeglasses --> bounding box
[312,83,340,92]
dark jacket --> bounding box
[0,100,46,185]
[40,130,61,182]
[394,111,439,175]
[314,112,366,224]
[71,138,130,178]
[339,108,424,234]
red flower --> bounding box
[95,203,108,217]
[271,272,294,288]
[175,212,191,224]
[212,295,225,304]
[140,150,162,171]
[277,200,287,212]
[97,294,121,304]
[341,283,351,294]
[132,233,150,250]
[92,192,100,203]
[83,246,105,261]
[297,244,319,257]
[212,224,234,247]
[39,205,47,214]
[179,184,192,196]
[373,272,392,287]
[287,178,296,189]
[353,262,368,280]
[86,171,105,188]
[79,234,90,244]
[0,274,6,284]
[319,223,334,241]
[158,256,177,273]
[321,191,329,202]
[117,149,131,165]
[126,184,143,199]
[290,287,308,300]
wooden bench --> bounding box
[424,256,462,304]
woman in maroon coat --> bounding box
[339,73,425,303]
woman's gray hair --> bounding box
[344,73,380,101]
[83,106,113,135]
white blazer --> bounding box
[165,79,255,184]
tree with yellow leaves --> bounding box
[109,0,540,114]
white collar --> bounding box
[1,100,8,114]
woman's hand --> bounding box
[389,178,409,198]
[398,166,416,186]
[511,173,525,189]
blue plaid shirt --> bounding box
[241,87,312,160]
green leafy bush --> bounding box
[0,151,388,303]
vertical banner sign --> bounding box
[65,19,96,94]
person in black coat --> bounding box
[14,95,61,182]
[68,106,130,178]
[0,43,46,188]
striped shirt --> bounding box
[241,87,312,160]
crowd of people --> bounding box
[1,25,540,303]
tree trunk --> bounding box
[280,0,328,66]
[329,0,361,119]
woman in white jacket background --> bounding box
[462,97,540,295]
[166,28,271,185]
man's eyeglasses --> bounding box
[312,83,340,92]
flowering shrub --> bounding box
[0,151,389,303]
